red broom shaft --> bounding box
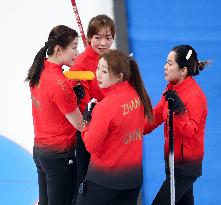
[71,0,87,48]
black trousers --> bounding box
[151,174,198,205]
[75,131,90,183]
[33,149,77,205]
[75,180,140,205]
[72,131,91,204]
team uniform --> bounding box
[76,81,145,205]
[70,45,105,203]
[144,76,208,205]
[70,45,104,112]
[31,60,78,205]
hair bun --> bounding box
[197,61,209,71]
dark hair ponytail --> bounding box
[100,50,153,121]
[25,43,48,87]
[172,45,210,76]
[128,58,153,121]
[25,25,78,87]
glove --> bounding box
[73,83,85,101]
[83,98,97,123]
[164,90,186,114]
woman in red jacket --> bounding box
[145,45,209,205]
[75,50,153,205]
[70,14,115,112]
[26,25,83,205]
[69,15,116,199]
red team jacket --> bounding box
[145,76,208,176]
[82,81,145,189]
[70,45,104,112]
[31,60,77,153]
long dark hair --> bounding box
[25,25,78,87]
[100,50,153,121]
[172,45,209,76]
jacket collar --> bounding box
[101,81,130,96]
[167,76,194,92]
[85,45,99,60]
[44,59,63,73]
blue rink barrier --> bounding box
[126,0,221,204]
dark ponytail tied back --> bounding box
[25,25,78,87]
[128,56,153,121]
[25,43,49,87]
[100,50,153,121]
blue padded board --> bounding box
[126,0,221,204]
